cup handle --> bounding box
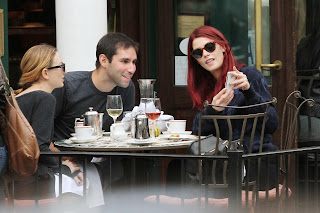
[166,122,170,131]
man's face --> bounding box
[106,47,137,88]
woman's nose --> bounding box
[202,49,210,58]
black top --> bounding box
[16,90,70,177]
[192,66,279,154]
[52,71,135,141]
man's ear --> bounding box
[42,68,50,80]
[99,54,109,67]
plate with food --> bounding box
[158,131,198,140]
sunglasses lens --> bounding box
[192,49,203,58]
[205,42,215,52]
[61,64,65,72]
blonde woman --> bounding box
[14,44,84,199]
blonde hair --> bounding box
[15,44,57,95]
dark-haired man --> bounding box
[53,32,139,141]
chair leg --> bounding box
[3,177,13,206]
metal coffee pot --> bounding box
[83,107,104,138]
[133,114,150,139]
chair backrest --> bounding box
[197,98,277,187]
[296,70,320,145]
[280,90,314,150]
[198,98,277,155]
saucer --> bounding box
[162,131,192,135]
[127,138,154,146]
[70,136,98,143]
[158,131,197,140]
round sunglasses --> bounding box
[192,42,216,59]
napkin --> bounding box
[54,163,105,208]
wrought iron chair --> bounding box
[197,97,278,192]
[278,91,314,186]
[296,70,320,146]
[279,90,314,151]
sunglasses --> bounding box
[192,42,216,59]
[48,63,66,72]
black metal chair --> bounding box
[197,98,278,193]
[296,70,320,146]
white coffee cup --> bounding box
[75,126,94,140]
[225,71,237,90]
[110,123,127,140]
[166,120,186,133]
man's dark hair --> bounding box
[95,32,139,68]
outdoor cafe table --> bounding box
[54,134,199,151]
[54,134,199,187]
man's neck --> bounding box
[92,68,117,92]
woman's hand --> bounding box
[62,160,84,186]
[229,66,250,91]
[211,88,234,111]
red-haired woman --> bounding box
[187,25,279,190]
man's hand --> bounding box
[62,159,84,186]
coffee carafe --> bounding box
[134,114,150,139]
[83,107,103,138]
[138,79,156,101]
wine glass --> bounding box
[106,95,123,124]
[145,98,161,139]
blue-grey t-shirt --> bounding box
[52,71,135,141]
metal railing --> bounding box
[4,146,320,212]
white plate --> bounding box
[158,132,198,140]
[162,131,192,135]
[126,138,155,145]
[70,136,98,143]
[70,133,76,137]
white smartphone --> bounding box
[225,71,237,90]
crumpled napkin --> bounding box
[121,105,174,132]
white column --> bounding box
[55,0,108,71]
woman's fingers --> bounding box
[230,72,250,90]
[212,89,234,111]
[73,172,84,186]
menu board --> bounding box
[177,15,205,38]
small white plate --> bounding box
[158,132,197,140]
[70,133,76,137]
[70,136,98,143]
[162,131,192,135]
[127,138,154,146]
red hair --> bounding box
[187,25,245,110]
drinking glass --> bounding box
[106,95,123,124]
[145,98,161,139]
